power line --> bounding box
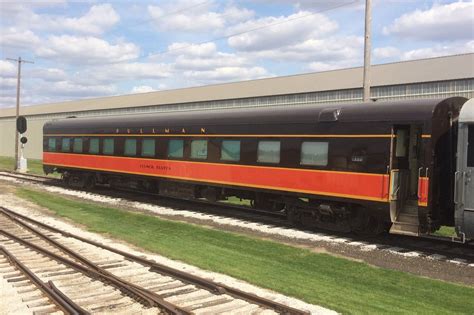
[5,56,34,171]
[120,0,214,30]
[145,0,360,60]
[158,0,213,18]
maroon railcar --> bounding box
[43,97,468,236]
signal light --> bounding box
[17,116,27,134]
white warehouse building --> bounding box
[0,53,473,160]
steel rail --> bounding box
[0,229,189,315]
[0,209,190,315]
[1,171,472,250]
[1,206,310,315]
[0,246,88,315]
[0,171,61,186]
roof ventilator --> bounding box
[318,108,341,122]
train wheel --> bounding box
[350,207,370,234]
[84,175,96,190]
[287,205,302,227]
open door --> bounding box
[389,124,422,236]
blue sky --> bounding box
[0,0,473,108]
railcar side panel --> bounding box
[42,97,469,236]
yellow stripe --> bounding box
[44,152,388,178]
[44,133,394,138]
[421,135,431,139]
[43,161,389,203]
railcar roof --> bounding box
[44,97,467,131]
[459,98,474,123]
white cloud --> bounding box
[167,42,250,71]
[33,80,117,98]
[1,3,119,35]
[131,85,155,93]
[43,4,120,35]
[227,11,338,51]
[307,62,341,72]
[220,6,255,23]
[148,3,254,33]
[245,36,363,62]
[0,78,17,90]
[175,53,249,71]
[149,41,269,85]
[253,0,364,11]
[383,1,474,41]
[0,61,17,78]
[0,28,41,50]
[373,46,401,59]
[0,96,16,108]
[183,66,269,83]
[35,35,140,65]
[29,68,67,82]
[79,62,171,83]
[167,42,217,57]
[307,59,362,72]
[400,41,474,60]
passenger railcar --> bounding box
[455,98,474,242]
[43,97,471,238]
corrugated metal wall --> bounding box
[0,78,472,160]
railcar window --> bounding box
[257,141,280,164]
[73,138,83,153]
[61,138,71,152]
[168,139,184,158]
[48,138,56,152]
[221,140,240,161]
[103,138,115,155]
[301,142,328,166]
[89,138,99,154]
[191,140,208,159]
[468,125,474,167]
[124,139,137,156]
[142,139,155,157]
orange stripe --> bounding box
[418,177,429,206]
[45,152,385,177]
[44,152,390,203]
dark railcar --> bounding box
[43,97,468,236]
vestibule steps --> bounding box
[389,199,420,236]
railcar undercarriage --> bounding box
[58,169,389,235]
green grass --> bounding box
[433,226,457,238]
[16,187,474,314]
[0,156,58,177]
[221,196,252,206]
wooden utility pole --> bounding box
[6,57,34,170]
[363,0,372,102]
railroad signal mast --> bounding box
[6,57,34,170]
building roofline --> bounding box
[0,53,473,118]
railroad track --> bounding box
[0,205,309,314]
[1,170,473,267]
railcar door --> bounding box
[455,122,474,241]
[389,124,423,236]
